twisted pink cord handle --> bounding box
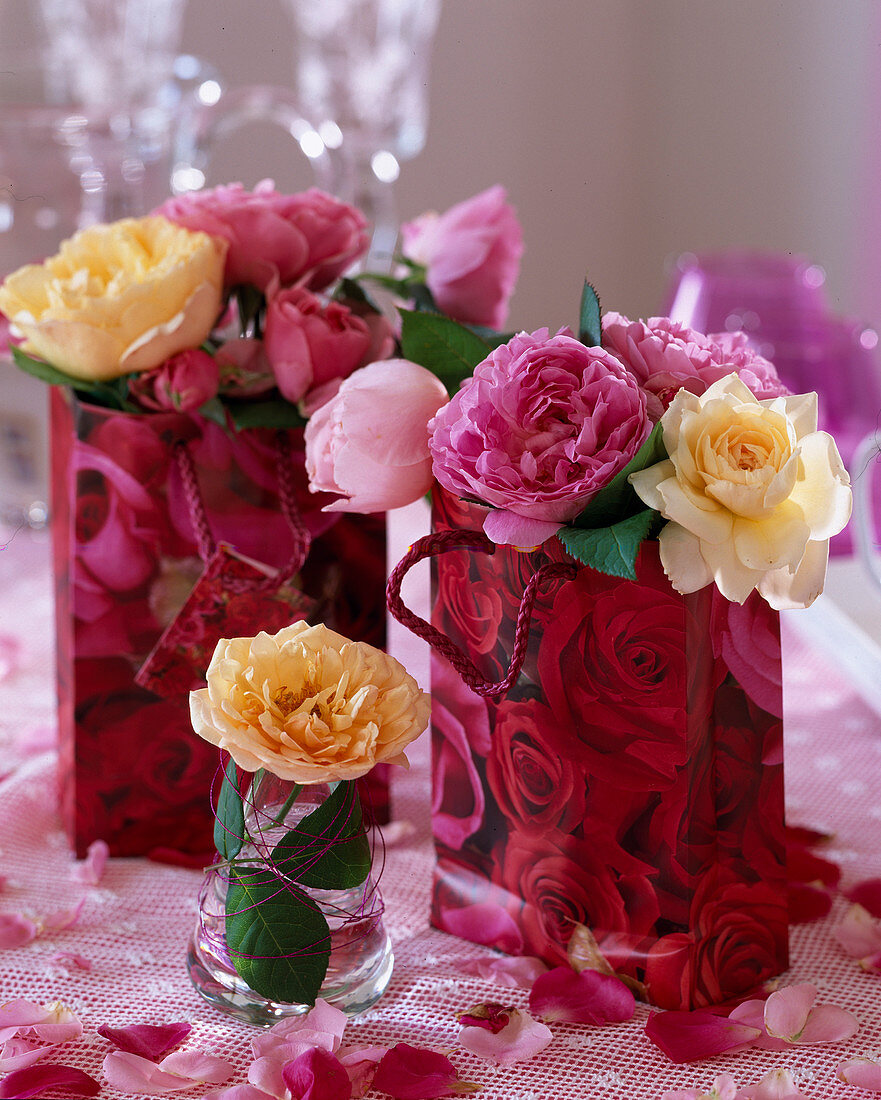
[386,529,577,699]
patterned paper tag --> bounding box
[136,543,315,700]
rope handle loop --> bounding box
[174,431,312,589]
[386,528,577,699]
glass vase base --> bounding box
[186,929,395,1026]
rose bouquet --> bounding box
[187,620,430,1017]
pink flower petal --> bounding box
[0,912,38,949]
[252,999,347,1058]
[103,1049,233,1094]
[644,1010,761,1063]
[662,1073,739,1100]
[845,878,881,918]
[97,1022,192,1059]
[27,1004,83,1045]
[833,904,881,958]
[528,966,635,1025]
[0,1063,100,1098]
[458,955,548,990]
[71,840,109,885]
[458,1007,552,1066]
[728,999,788,1052]
[788,882,833,923]
[762,983,816,1040]
[0,1038,56,1073]
[839,1057,881,1091]
[41,899,85,932]
[339,1047,386,1099]
[282,1047,353,1100]
[739,1067,811,1100]
[203,1088,278,1100]
[372,1043,479,1099]
[482,509,563,548]
[46,953,92,974]
[795,1003,860,1044]
[860,950,881,974]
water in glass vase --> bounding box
[187,772,394,1025]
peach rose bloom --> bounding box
[190,622,430,783]
[0,216,226,382]
[629,373,852,610]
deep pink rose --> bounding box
[429,328,649,546]
[712,591,783,716]
[401,185,523,328]
[263,286,372,404]
[305,359,449,513]
[214,337,276,396]
[602,312,788,420]
[155,181,369,292]
[128,349,219,412]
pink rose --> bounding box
[155,181,369,292]
[602,312,787,420]
[305,358,449,513]
[214,337,276,397]
[428,328,649,546]
[263,286,372,404]
[401,185,523,329]
[128,349,219,412]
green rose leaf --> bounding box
[226,399,306,431]
[579,280,602,348]
[214,757,245,861]
[225,866,331,1005]
[400,310,493,394]
[11,346,132,410]
[573,422,667,528]
[558,508,661,580]
[271,780,371,890]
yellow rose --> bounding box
[0,216,226,381]
[189,621,431,783]
[629,373,852,609]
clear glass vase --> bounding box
[187,771,393,1025]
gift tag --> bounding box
[136,543,316,699]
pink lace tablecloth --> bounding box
[1,518,880,1100]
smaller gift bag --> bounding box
[388,485,788,1011]
[51,389,389,858]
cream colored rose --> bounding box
[0,216,226,381]
[629,373,852,609]
[190,621,431,783]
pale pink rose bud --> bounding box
[128,349,219,412]
[401,185,523,329]
[305,358,449,513]
[263,286,372,405]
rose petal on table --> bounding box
[845,877,881,918]
[71,840,109,885]
[103,1049,233,1094]
[371,1043,479,1099]
[739,1067,811,1100]
[458,1007,552,1065]
[282,1046,353,1100]
[796,1003,860,1044]
[0,1037,56,1073]
[45,952,92,974]
[40,899,85,931]
[762,983,817,1039]
[0,1062,100,1098]
[0,1001,83,1045]
[786,844,841,887]
[566,924,616,975]
[0,912,38,949]
[839,1057,881,1091]
[458,955,548,990]
[788,881,833,923]
[662,1072,739,1100]
[528,966,635,1025]
[97,1021,192,1059]
[203,1087,278,1100]
[785,822,834,847]
[339,1046,386,1098]
[834,903,881,957]
[252,999,347,1058]
[860,949,881,974]
[644,1009,761,1063]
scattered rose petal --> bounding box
[98,1022,192,1059]
[738,1067,812,1100]
[785,823,833,847]
[845,878,881,918]
[0,1037,56,1073]
[0,1063,100,1098]
[644,1009,761,1063]
[788,882,833,923]
[40,899,85,932]
[0,912,38,949]
[839,1057,881,1091]
[249,999,349,1096]
[860,950,881,975]
[529,966,635,1025]
[458,955,548,990]
[0,1001,83,1045]
[339,1047,386,1099]
[457,1003,511,1034]
[71,840,109,885]
[103,1049,233,1094]
[786,844,841,888]
[458,1006,552,1065]
[566,924,616,975]
[282,1047,353,1100]
[203,1088,277,1100]
[730,984,859,1049]
[662,1072,738,1100]
[833,904,881,958]
[372,1043,479,1099]
[46,952,92,973]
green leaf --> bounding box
[226,399,306,431]
[271,780,371,890]
[400,310,493,394]
[572,422,667,528]
[558,508,660,580]
[225,866,331,1005]
[579,280,602,347]
[10,347,132,410]
[214,758,245,860]
[197,395,229,429]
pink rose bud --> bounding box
[264,286,373,405]
[305,358,449,513]
[128,349,219,412]
[156,181,369,292]
[401,185,523,329]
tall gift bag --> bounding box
[389,485,788,1011]
[51,388,388,858]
